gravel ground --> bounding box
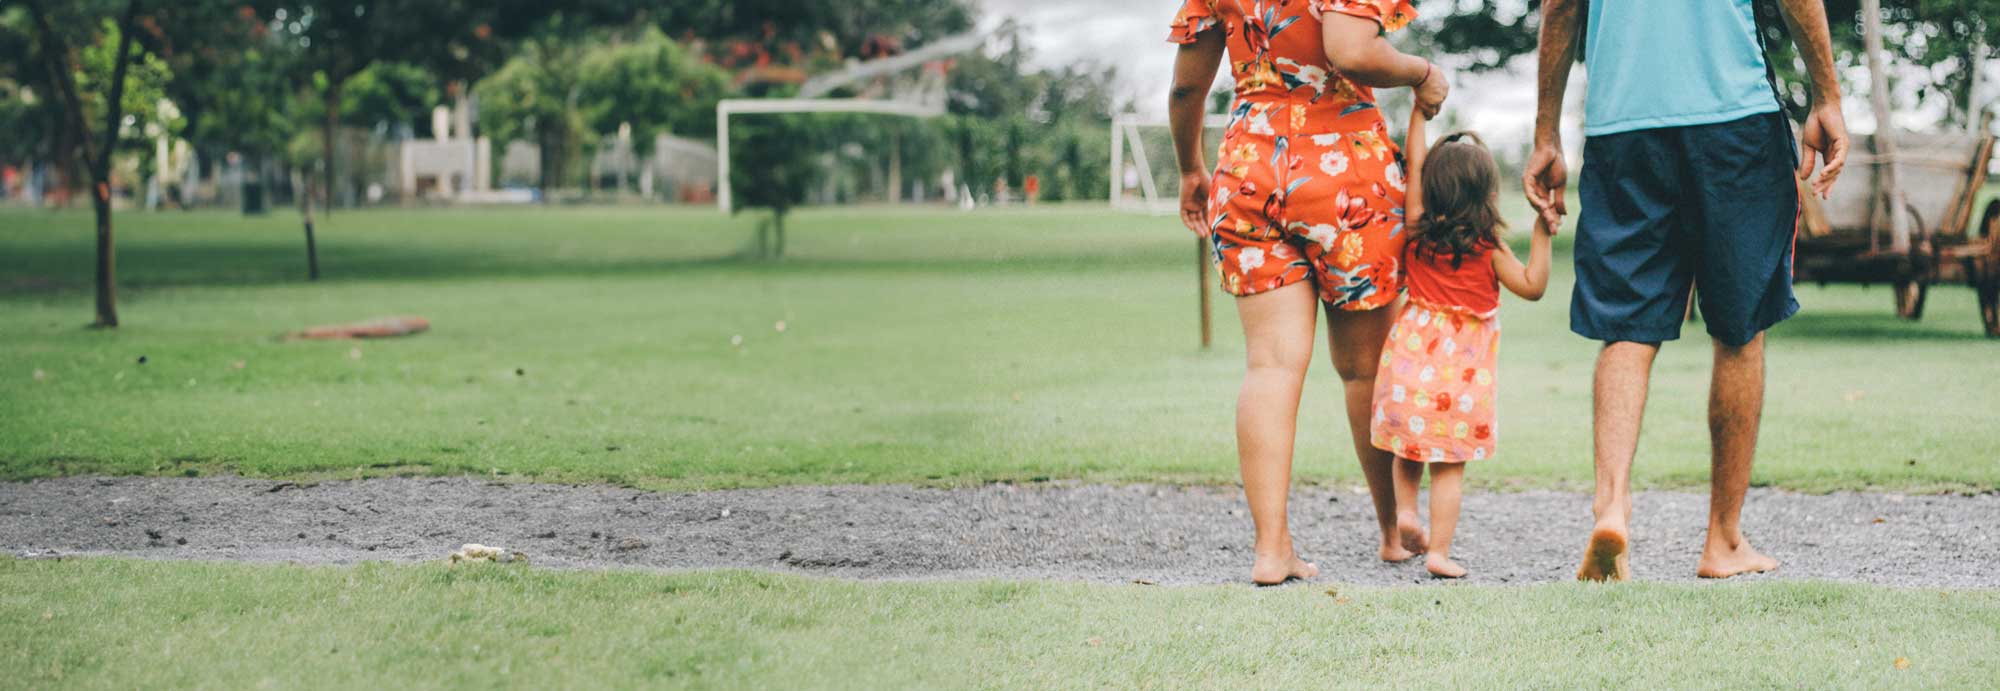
[3,476,1995,587]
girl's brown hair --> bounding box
[1410,131,1505,268]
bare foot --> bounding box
[1379,543,1417,562]
[1575,524,1631,582]
[1251,551,1319,586]
[1426,554,1466,578]
[1696,538,1778,579]
[1397,513,1430,556]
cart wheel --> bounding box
[1893,280,1928,321]
[1983,278,2000,338]
[1984,201,2000,338]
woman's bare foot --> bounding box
[1576,523,1631,582]
[1426,554,1466,578]
[1397,512,1430,556]
[1696,535,1778,579]
[1379,542,1417,562]
[1251,551,1319,585]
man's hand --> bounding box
[1522,144,1567,231]
[1797,102,1848,200]
[1180,172,1212,237]
[1413,62,1448,120]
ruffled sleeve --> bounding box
[1167,0,1221,44]
[1318,0,1418,33]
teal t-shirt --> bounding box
[1583,0,1780,136]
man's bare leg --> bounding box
[1391,458,1430,557]
[1578,340,1657,581]
[1325,303,1414,562]
[1696,333,1780,578]
[1236,282,1321,585]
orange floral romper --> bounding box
[1169,0,1419,310]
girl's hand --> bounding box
[1413,62,1448,120]
[1179,172,1212,238]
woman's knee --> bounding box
[1331,351,1379,383]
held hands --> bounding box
[1413,62,1448,120]
[1179,172,1212,238]
[1521,144,1566,233]
[1797,102,1849,200]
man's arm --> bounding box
[1170,32,1227,236]
[1522,0,1580,229]
[1776,0,1848,198]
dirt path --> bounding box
[4,476,1994,587]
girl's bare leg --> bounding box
[1235,282,1321,584]
[1425,462,1468,578]
[1325,302,1412,562]
[1391,458,1429,557]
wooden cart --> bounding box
[1793,131,2000,337]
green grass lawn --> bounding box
[2,201,1997,491]
[3,558,1994,688]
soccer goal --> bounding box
[714,32,984,211]
[1108,112,1230,216]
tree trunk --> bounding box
[301,169,321,281]
[91,179,119,327]
[323,78,342,213]
[1861,0,1909,253]
[772,210,787,259]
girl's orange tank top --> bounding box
[1406,243,1501,315]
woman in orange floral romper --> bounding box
[1168,0,1448,584]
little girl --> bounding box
[1370,108,1551,578]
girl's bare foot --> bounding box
[1576,523,1631,582]
[1379,542,1417,562]
[1696,535,1778,579]
[1251,551,1319,585]
[1426,554,1466,578]
[1396,513,1430,556]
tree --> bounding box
[728,112,823,259]
[475,40,586,196]
[575,27,730,169]
[22,0,148,327]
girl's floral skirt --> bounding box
[1369,299,1499,463]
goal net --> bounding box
[1109,113,1229,215]
[715,32,983,211]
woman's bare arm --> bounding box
[1322,15,1444,117]
[1169,30,1226,235]
[1492,216,1554,301]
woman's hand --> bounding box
[1179,172,1212,237]
[1413,62,1448,119]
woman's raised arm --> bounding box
[1321,14,1444,116]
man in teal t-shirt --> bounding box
[1523,0,1850,582]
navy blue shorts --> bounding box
[1571,112,1800,347]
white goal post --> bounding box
[714,98,944,210]
[1109,112,1230,215]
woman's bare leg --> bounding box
[1235,282,1321,584]
[1425,462,1467,578]
[1324,302,1412,561]
[1391,458,1429,557]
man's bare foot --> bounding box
[1396,513,1430,556]
[1251,551,1319,585]
[1696,537,1778,579]
[1576,524,1631,582]
[1426,554,1466,578]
